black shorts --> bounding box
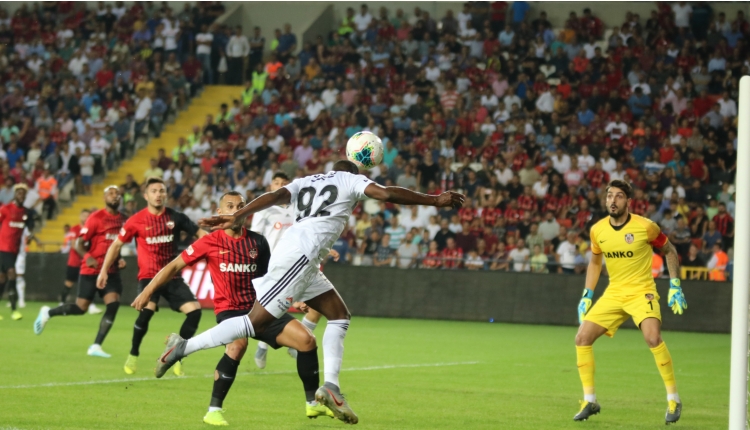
[78,273,123,301]
[0,252,18,273]
[65,266,80,283]
[139,278,197,312]
[216,310,295,350]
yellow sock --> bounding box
[576,346,595,400]
[650,342,678,396]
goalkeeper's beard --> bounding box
[609,205,627,220]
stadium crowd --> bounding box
[0,1,226,221]
[7,1,736,281]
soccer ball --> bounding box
[346,131,384,170]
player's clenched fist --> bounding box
[436,191,465,209]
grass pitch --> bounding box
[0,303,729,429]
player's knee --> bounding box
[575,332,594,346]
[297,332,316,352]
[226,339,248,360]
[6,269,15,280]
[330,308,351,321]
[644,334,663,348]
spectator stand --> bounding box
[13,2,227,251]
[19,2,737,283]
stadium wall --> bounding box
[27,255,731,333]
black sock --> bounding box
[296,347,320,402]
[210,354,240,408]
[49,303,86,317]
[6,279,16,311]
[179,309,202,339]
[130,308,155,356]
[94,302,120,345]
[60,285,71,303]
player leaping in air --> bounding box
[574,180,687,424]
[132,191,331,425]
[250,171,339,369]
[152,160,464,425]
[34,186,128,358]
[98,177,206,376]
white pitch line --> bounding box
[0,361,480,390]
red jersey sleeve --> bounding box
[118,216,138,243]
[0,205,6,222]
[181,233,211,266]
[80,214,99,242]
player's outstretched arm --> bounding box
[364,183,465,208]
[198,188,292,231]
[579,252,603,324]
[97,238,124,289]
[132,256,188,311]
[660,240,687,315]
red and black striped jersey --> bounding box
[66,225,83,267]
[713,213,734,237]
[0,202,34,254]
[119,207,199,280]
[80,209,127,276]
[181,227,270,315]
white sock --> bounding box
[257,341,269,350]
[185,315,254,355]
[208,406,222,413]
[301,316,318,332]
[584,394,596,403]
[668,393,680,402]
[16,277,25,302]
[323,319,349,388]
[306,401,318,406]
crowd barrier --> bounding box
[24,254,732,333]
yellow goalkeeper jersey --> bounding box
[590,213,668,298]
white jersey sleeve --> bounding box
[250,205,295,251]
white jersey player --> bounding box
[251,172,340,367]
[251,172,298,366]
[250,173,295,251]
[13,227,30,308]
[150,160,465,425]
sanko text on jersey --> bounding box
[603,251,635,259]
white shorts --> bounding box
[15,254,25,275]
[253,251,334,318]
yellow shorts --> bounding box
[584,292,662,337]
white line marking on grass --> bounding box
[0,361,480,390]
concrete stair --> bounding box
[31,85,241,252]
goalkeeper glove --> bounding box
[578,288,594,325]
[667,278,687,315]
